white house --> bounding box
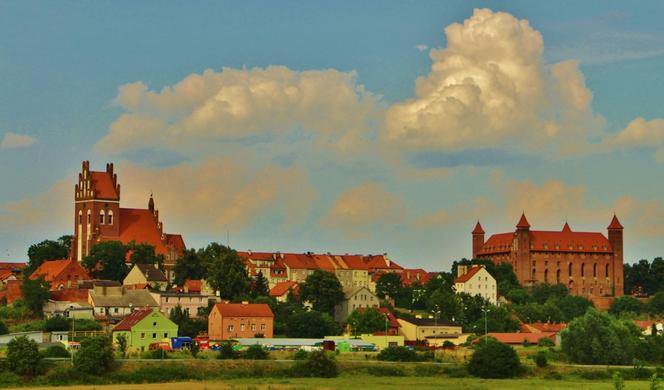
[454,265,496,304]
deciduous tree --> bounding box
[82,241,129,281]
[299,270,344,315]
[20,275,50,317]
[25,237,70,276]
[346,307,388,335]
[201,243,250,301]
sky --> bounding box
[2,1,664,271]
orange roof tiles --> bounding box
[0,262,26,271]
[214,303,274,318]
[90,171,119,200]
[608,214,624,230]
[479,227,613,256]
[401,269,436,286]
[113,308,153,331]
[183,279,202,293]
[269,281,299,297]
[105,208,178,256]
[29,259,89,282]
[472,221,485,234]
[50,288,89,302]
[165,234,186,253]
[516,213,531,229]
[454,266,483,283]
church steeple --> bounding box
[148,193,155,213]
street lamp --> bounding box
[481,306,490,345]
[432,305,441,327]
[69,305,75,365]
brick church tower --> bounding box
[73,161,121,261]
[607,215,624,296]
[70,161,186,279]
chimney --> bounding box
[457,265,468,277]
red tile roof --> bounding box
[29,259,89,282]
[454,266,484,283]
[522,322,567,333]
[213,303,274,318]
[269,281,299,297]
[608,214,624,230]
[0,262,26,270]
[377,307,401,329]
[0,270,16,281]
[516,213,531,229]
[50,288,89,302]
[472,221,485,234]
[401,269,436,286]
[113,308,154,331]
[479,228,613,255]
[90,171,120,200]
[239,252,402,273]
[184,279,202,293]
[101,208,185,257]
[487,332,555,344]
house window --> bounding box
[114,308,119,313]
[152,333,157,339]
[164,333,168,338]
[140,333,145,339]
[581,263,585,277]
[241,324,245,331]
[568,263,572,276]
[228,325,234,332]
[108,211,114,225]
[251,324,256,331]
[261,324,266,331]
[153,322,157,327]
[605,264,610,277]
[593,263,597,277]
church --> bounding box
[71,161,185,279]
[472,213,624,306]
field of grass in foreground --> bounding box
[15,377,654,390]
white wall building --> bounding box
[454,265,497,304]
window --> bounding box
[240,324,245,331]
[87,210,91,224]
[261,324,266,331]
[605,263,610,277]
[164,333,168,338]
[251,324,256,331]
[99,210,105,224]
[568,262,573,276]
[581,263,585,277]
[544,269,549,283]
[228,325,234,332]
[556,269,561,283]
[108,211,114,225]
[140,333,145,339]
[153,322,157,327]
[593,263,597,277]
[114,308,119,313]
[152,333,157,339]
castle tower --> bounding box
[514,212,532,286]
[72,161,121,261]
[607,214,624,296]
[472,221,485,259]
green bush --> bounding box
[244,344,269,360]
[537,337,555,347]
[533,351,548,367]
[43,344,71,358]
[7,336,43,377]
[142,348,169,359]
[377,346,419,362]
[291,350,338,378]
[44,316,70,331]
[73,336,115,375]
[0,320,8,335]
[293,349,309,360]
[217,342,239,359]
[468,339,521,379]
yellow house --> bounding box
[397,317,465,346]
[123,264,168,290]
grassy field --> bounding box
[14,377,654,390]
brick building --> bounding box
[208,303,274,340]
[30,259,90,290]
[472,213,624,302]
[71,161,185,279]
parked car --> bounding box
[148,341,171,352]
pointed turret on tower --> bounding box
[472,221,485,259]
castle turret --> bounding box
[514,212,532,286]
[608,214,624,296]
[472,221,485,259]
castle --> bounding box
[472,213,624,303]
[72,161,185,279]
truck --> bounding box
[170,337,192,350]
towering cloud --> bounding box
[383,8,599,155]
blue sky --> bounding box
[1,1,664,270]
